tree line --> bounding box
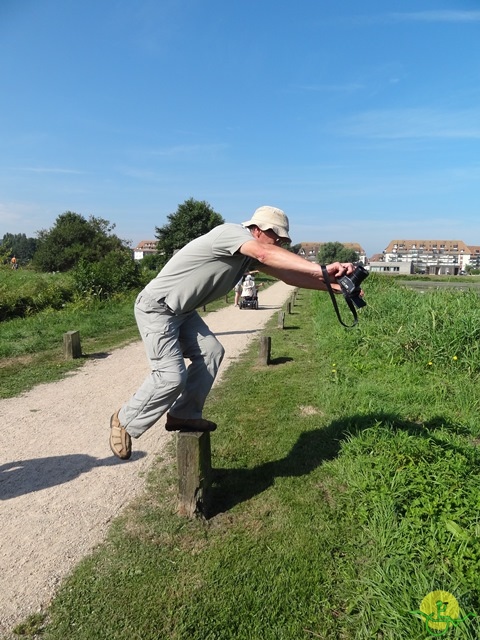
[1,197,358,280]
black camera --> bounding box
[337,262,369,309]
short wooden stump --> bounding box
[258,336,271,365]
[177,431,212,518]
[63,330,82,359]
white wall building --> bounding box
[369,261,413,275]
[381,239,473,275]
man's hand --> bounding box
[325,262,355,279]
[322,262,354,294]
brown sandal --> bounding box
[109,411,132,460]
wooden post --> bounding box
[63,330,82,359]
[286,301,292,315]
[277,310,285,329]
[258,336,271,365]
[177,431,212,518]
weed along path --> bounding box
[0,280,294,636]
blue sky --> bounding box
[1,0,479,256]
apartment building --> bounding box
[468,246,480,270]
[381,239,473,275]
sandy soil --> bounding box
[0,280,294,636]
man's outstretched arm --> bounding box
[239,240,354,293]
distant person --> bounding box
[109,205,356,460]
[241,274,256,297]
[233,269,259,306]
[233,276,243,307]
[241,274,264,298]
[238,273,265,309]
[10,256,18,270]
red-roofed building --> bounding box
[133,240,158,261]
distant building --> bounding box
[382,239,471,275]
[369,261,414,275]
[468,245,480,270]
[297,242,321,261]
[133,240,158,261]
[297,242,366,264]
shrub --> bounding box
[0,271,74,321]
[72,251,143,299]
[140,252,165,272]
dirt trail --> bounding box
[0,280,294,636]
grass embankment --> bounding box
[16,276,480,640]
[0,291,140,398]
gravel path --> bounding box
[0,280,294,636]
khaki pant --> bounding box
[119,293,225,438]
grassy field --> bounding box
[0,290,141,398]
[11,276,480,640]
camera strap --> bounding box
[320,265,359,328]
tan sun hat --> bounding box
[242,205,291,242]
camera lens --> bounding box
[350,263,369,288]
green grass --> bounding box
[11,281,480,640]
[0,292,141,398]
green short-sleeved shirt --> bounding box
[143,223,254,314]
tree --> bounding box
[1,233,37,264]
[155,198,224,262]
[32,211,126,272]
[0,240,13,266]
[317,242,359,264]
